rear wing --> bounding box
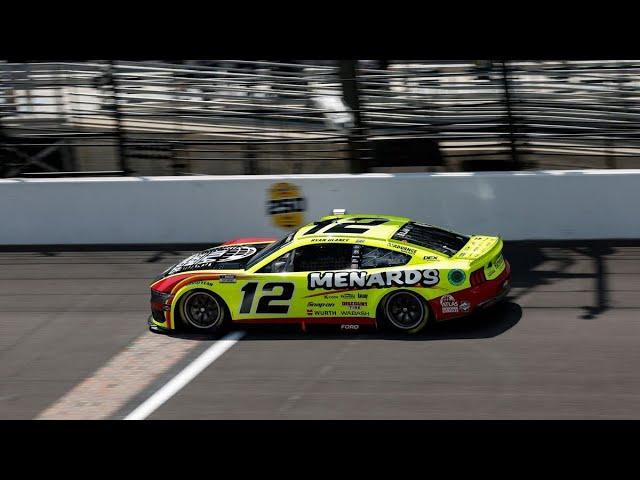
[452,236,503,268]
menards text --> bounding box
[307,269,439,290]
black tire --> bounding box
[380,290,430,334]
[178,289,228,334]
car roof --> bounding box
[294,214,411,242]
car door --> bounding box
[239,242,356,321]
[286,242,357,320]
[233,246,298,322]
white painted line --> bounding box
[124,330,245,420]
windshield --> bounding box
[244,232,295,270]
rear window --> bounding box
[391,222,469,256]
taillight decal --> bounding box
[470,268,486,287]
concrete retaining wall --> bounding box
[1,170,637,245]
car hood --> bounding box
[161,242,271,277]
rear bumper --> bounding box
[430,261,511,321]
[474,261,511,309]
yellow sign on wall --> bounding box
[266,182,306,229]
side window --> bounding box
[292,244,355,272]
[257,250,294,274]
[358,246,411,269]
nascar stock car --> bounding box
[149,212,511,335]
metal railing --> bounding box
[2,60,640,176]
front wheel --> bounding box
[381,290,430,334]
[179,289,227,333]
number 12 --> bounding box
[240,282,294,314]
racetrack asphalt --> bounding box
[1,241,640,419]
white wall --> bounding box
[1,170,638,245]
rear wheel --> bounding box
[381,290,429,334]
[179,290,227,333]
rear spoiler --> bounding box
[452,236,503,268]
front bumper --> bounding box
[148,314,173,333]
[150,289,175,330]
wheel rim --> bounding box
[385,291,425,330]
[182,291,222,329]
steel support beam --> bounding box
[338,60,368,173]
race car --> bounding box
[149,212,511,335]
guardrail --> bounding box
[1,170,639,245]
[3,60,640,176]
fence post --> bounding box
[0,62,8,177]
[107,61,130,175]
[0,103,6,177]
[501,60,519,169]
[338,60,368,173]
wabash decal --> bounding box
[307,269,440,290]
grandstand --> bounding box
[2,60,640,176]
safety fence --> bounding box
[2,60,640,176]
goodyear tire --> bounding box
[380,290,429,334]
[179,289,228,334]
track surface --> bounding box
[2,241,640,419]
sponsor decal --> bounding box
[357,292,368,299]
[340,310,364,316]
[448,269,466,286]
[460,301,471,312]
[341,324,360,330]
[387,242,418,255]
[189,280,214,287]
[168,246,257,274]
[219,274,236,283]
[486,263,496,277]
[307,269,440,290]
[342,301,367,308]
[440,294,460,314]
[486,254,504,278]
[311,310,338,316]
[423,255,438,261]
[342,301,367,311]
[307,302,336,308]
[266,182,306,229]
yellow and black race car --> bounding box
[149,212,510,335]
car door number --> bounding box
[239,282,294,314]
